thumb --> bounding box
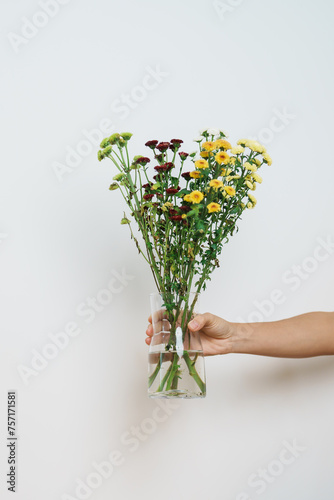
[188,314,206,331]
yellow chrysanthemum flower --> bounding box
[195,159,209,169]
[248,194,257,204]
[254,158,262,166]
[230,145,244,155]
[229,157,236,165]
[244,162,257,173]
[202,141,216,152]
[221,167,232,176]
[190,170,201,179]
[245,140,266,154]
[241,202,246,209]
[224,186,236,197]
[262,153,272,166]
[226,175,240,182]
[247,201,254,209]
[252,173,263,184]
[183,194,192,202]
[189,190,204,204]
[200,151,209,158]
[162,202,173,211]
[181,214,187,219]
[209,179,224,190]
[245,180,253,190]
[215,151,230,165]
[214,139,232,150]
[237,139,248,146]
[207,202,221,213]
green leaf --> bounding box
[177,188,189,196]
[195,220,206,232]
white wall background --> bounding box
[1,0,334,499]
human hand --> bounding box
[145,312,235,356]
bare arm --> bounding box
[145,311,334,358]
[231,312,334,358]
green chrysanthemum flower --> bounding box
[102,145,112,155]
[113,173,125,181]
[97,150,105,161]
[100,137,110,148]
[108,133,121,145]
[121,132,133,141]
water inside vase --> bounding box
[148,350,206,399]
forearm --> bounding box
[230,312,334,358]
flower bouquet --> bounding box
[97,128,272,398]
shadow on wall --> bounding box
[231,356,334,398]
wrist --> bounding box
[228,321,255,355]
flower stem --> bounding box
[183,351,205,393]
[165,353,180,391]
[148,354,163,388]
[157,359,174,392]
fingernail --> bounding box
[189,320,199,330]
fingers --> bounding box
[147,309,171,328]
[146,330,170,346]
[146,309,205,346]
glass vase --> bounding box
[148,291,206,399]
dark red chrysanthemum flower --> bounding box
[142,182,153,190]
[166,187,180,195]
[135,156,150,165]
[170,139,183,145]
[153,174,162,180]
[154,162,174,172]
[181,171,191,180]
[143,193,154,200]
[155,153,164,162]
[169,209,179,216]
[179,205,191,212]
[179,152,189,160]
[157,193,164,199]
[170,215,183,221]
[154,165,166,172]
[156,142,170,152]
[145,140,158,148]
